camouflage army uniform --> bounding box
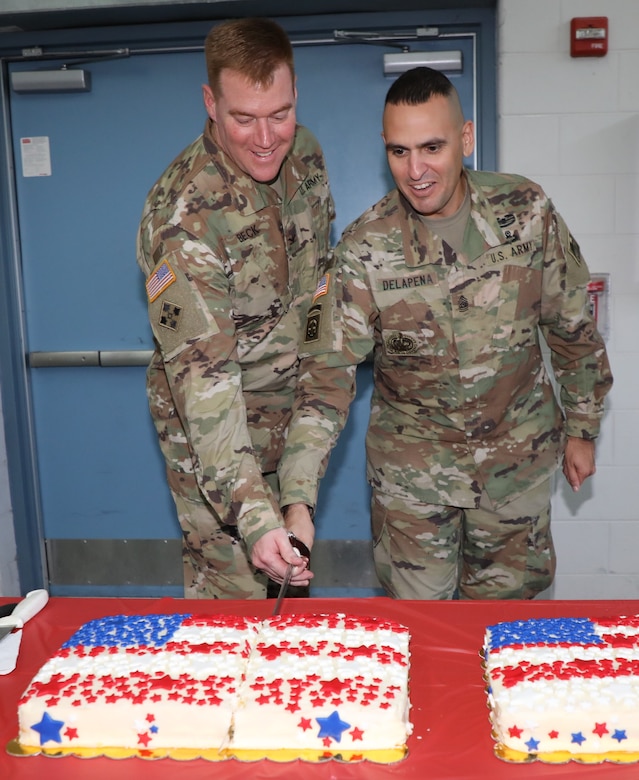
[279,169,612,599]
[137,120,334,599]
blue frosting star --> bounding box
[571,732,586,745]
[150,725,159,734]
[316,710,351,743]
[613,730,628,743]
[31,712,65,745]
[525,737,540,751]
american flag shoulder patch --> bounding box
[146,260,176,302]
[312,272,330,302]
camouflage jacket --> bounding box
[279,169,612,510]
[136,120,334,550]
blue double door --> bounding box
[7,14,480,595]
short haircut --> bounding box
[205,17,295,96]
[385,66,456,107]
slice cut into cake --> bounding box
[17,614,260,752]
[232,614,411,756]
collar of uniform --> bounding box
[465,168,515,247]
[275,124,319,206]
[398,190,450,269]
[202,119,282,216]
[398,171,522,269]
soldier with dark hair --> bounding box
[137,18,332,598]
[279,66,612,600]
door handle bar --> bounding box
[29,350,154,368]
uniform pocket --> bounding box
[498,263,543,348]
[370,493,392,593]
[377,297,454,382]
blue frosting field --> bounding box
[61,614,190,648]
[486,617,604,651]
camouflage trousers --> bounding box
[371,478,556,600]
[173,491,269,599]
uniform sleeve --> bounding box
[138,225,282,551]
[539,203,613,439]
[278,239,374,508]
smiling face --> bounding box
[202,62,297,184]
[382,93,475,218]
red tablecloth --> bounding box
[2,596,639,779]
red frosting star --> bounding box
[320,678,350,695]
[35,673,74,697]
[148,674,176,691]
[593,723,609,737]
[258,644,288,661]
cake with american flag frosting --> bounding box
[16,612,412,763]
[484,615,639,762]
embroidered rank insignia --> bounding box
[304,305,322,342]
[312,272,330,303]
[146,260,176,302]
[159,301,182,331]
[497,214,515,228]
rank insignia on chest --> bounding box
[304,304,322,343]
[385,332,418,355]
[159,301,182,331]
[497,213,516,228]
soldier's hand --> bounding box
[562,436,596,491]
[282,503,315,555]
[251,527,313,586]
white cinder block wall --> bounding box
[0,0,638,597]
[498,0,639,598]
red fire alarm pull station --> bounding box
[571,17,608,57]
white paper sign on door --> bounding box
[20,136,52,177]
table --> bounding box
[2,596,638,779]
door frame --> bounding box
[0,8,496,592]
